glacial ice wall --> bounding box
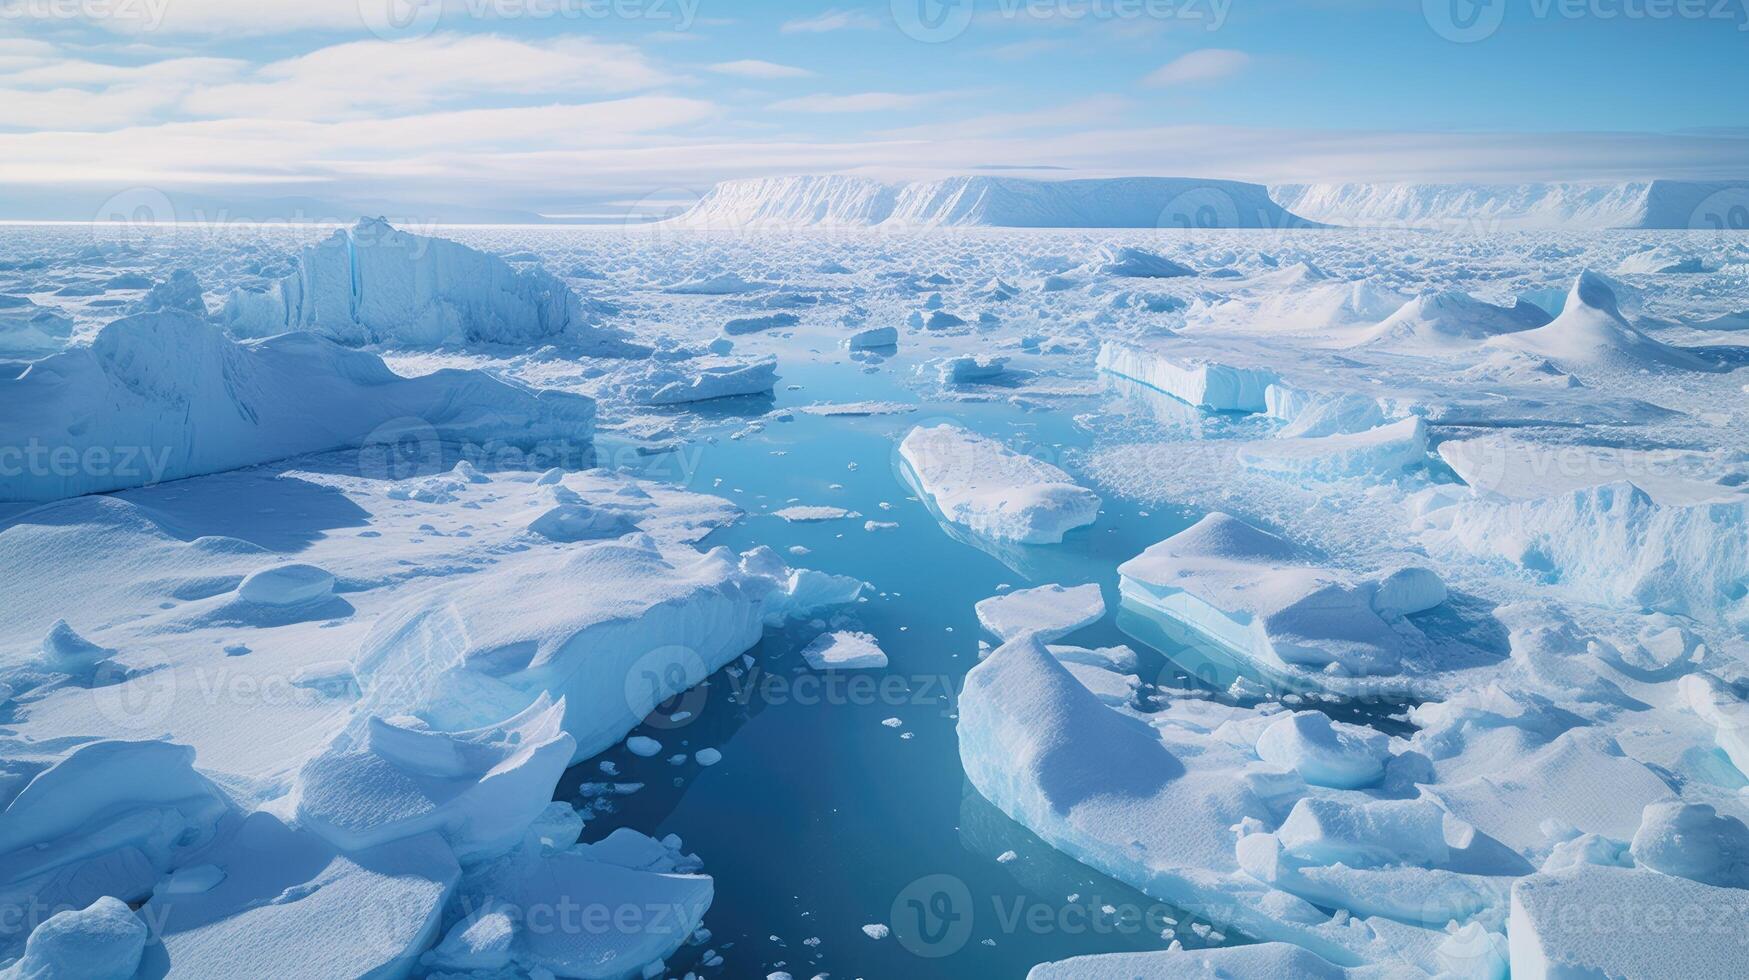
[671,175,1318,228]
[1270,180,1749,229]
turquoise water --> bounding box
[563,347,1233,978]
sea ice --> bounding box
[900,424,1100,544]
[0,311,595,501]
[974,583,1105,642]
[800,630,888,670]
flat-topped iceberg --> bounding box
[1118,513,1450,680]
[1271,179,1749,229]
[222,218,634,353]
[1097,341,1277,413]
[669,175,1317,228]
[0,311,595,502]
[900,423,1100,544]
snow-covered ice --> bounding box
[900,423,1100,544]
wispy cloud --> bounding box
[770,92,933,112]
[1143,48,1250,86]
[780,8,881,33]
[708,59,814,79]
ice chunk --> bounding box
[1254,711,1391,789]
[626,735,662,757]
[799,630,888,670]
[958,635,1391,966]
[223,218,632,352]
[1509,864,1749,979]
[1679,673,1749,776]
[423,899,516,972]
[1275,797,1451,868]
[131,269,207,317]
[723,312,799,335]
[1117,513,1448,678]
[900,424,1100,544]
[936,353,1006,383]
[1,897,145,980]
[458,829,712,979]
[1436,434,1742,506]
[290,696,574,860]
[1094,245,1193,278]
[0,294,74,357]
[772,505,858,522]
[1236,417,1428,480]
[643,355,778,404]
[1097,341,1278,413]
[974,583,1105,642]
[1629,801,1749,889]
[0,311,596,502]
[1614,245,1715,275]
[1427,481,1747,626]
[0,741,232,925]
[844,325,897,349]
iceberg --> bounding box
[640,355,778,404]
[222,218,634,353]
[1092,245,1193,278]
[1097,342,1277,413]
[1270,179,1749,229]
[1118,513,1451,681]
[974,583,1105,642]
[899,424,1100,544]
[670,175,1317,228]
[799,630,888,670]
[348,535,860,762]
[0,312,595,502]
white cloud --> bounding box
[708,59,814,79]
[181,34,670,120]
[770,92,932,112]
[780,8,881,33]
[1143,49,1250,87]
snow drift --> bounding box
[670,176,1318,229]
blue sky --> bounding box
[2,0,1746,218]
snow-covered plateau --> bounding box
[2,214,1747,980]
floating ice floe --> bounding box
[799,630,888,670]
[843,325,897,349]
[900,424,1100,545]
[974,583,1105,642]
[1097,342,1277,413]
[0,311,595,501]
[936,354,1008,384]
[641,355,778,404]
[223,218,634,353]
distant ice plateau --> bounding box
[668,175,1749,230]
